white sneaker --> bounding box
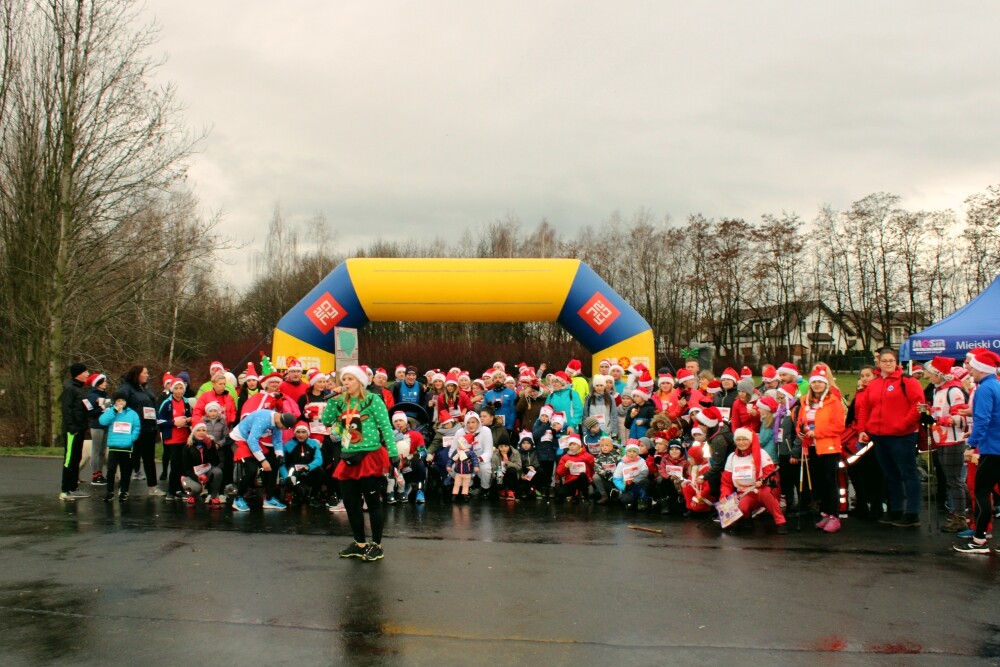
[59,492,76,501]
[327,501,346,513]
[148,487,166,497]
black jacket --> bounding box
[60,379,90,433]
[120,380,158,434]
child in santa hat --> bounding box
[555,435,595,502]
[797,366,846,533]
[614,441,651,511]
[682,444,715,515]
[626,387,656,439]
[654,440,689,516]
[516,432,541,499]
[721,428,788,533]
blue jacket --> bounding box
[969,374,1000,456]
[483,387,517,429]
[232,409,286,458]
[157,397,192,443]
[545,386,584,431]
[281,437,322,479]
[98,407,141,451]
[86,388,109,430]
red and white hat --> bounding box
[540,405,555,418]
[808,365,830,384]
[444,372,459,387]
[927,356,954,380]
[88,373,107,387]
[676,368,696,385]
[286,357,303,372]
[395,363,407,373]
[638,371,655,389]
[952,366,969,381]
[599,358,613,370]
[778,362,799,378]
[550,411,566,426]
[706,380,722,395]
[209,360,225,374]
[438,409,456,424]
[565,359,582,375]
[761,364,778,383]
[431,372,446,384]
[339,365,370,388]
[458,370,471,381]
[657,373,674,387]
[756,395,779,413]
[631,386,650,401]
[204,401,222,414]
[609,362,624,374]
[391,411,409,424]
[910,364,924,378]
[166,374,186,391]
[493,361,506,371]
[374,367,388,380]
[968,349,1000,374]
[741,366,753,379]
[307,368,328,386]
[720,367,740,384]
[245,363,259,382]
[694,406,722,428]
[553,371,571,386]
[778,382,798,400]
[473,378,487,390]
[563,434,582,447]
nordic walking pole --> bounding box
[797,453,805,532]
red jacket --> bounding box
[192,390,237,427]
[556,450,595,484]
[855,368,922,437]
[730,398,760,433]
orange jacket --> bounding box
[797,393,846,455]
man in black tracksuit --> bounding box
[60,362,91,499]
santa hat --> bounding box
[720,367,740,384]
[438,410,456,424]
[260,372,283,387]
[448,366,462,375]
[690,425,705,437]
[204,401,222,414]
[735,429,764,473]
[473,378,487,390]
[518,430,534,443]
[540,405,555,418]
[966,347,989,361]
[504,375,515,384]
[565,359,582,375]
[927,356,954,380]
[675,368,696,385]
[778,382,798,401]
[624,440,641,453]
[688,444,705,464]
[553,371,571,386]
[245,363,259,382]
[808,365,830,384]
[968,349,1000,374]
[631,387,650,401]
[706,380,722,395]
[761,364,778,383]
[952,366,969,381]
[444,372,459,387]
[910,364,924,378]
[609,362,624,374]
[657,373,674,387]
[563,434,582,447]
[209,360,225,373]
[286,357,303,372]
[362,365,373,378]
[550,411,566,426]
[482,372,493,382]
[374,368,388,380]
[694,406,722,428]
[599,358,613,369]
[166,375,186,391]
[741,366,753,379]
[339,365,370,388]
[395,364,407,373]
[88,373,107,387]
[638,371,655,389]
[458,370,471,381]
[463,411,481,429]
[307,368,328,386]
[431,372,446,384]
[778,362,799,378]
[629,363,648,377]
[756,395,779,413]
[391,411,409,424]
[733,427,754,441]
[493,361,506,371]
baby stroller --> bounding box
[387,402,433,503]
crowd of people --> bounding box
[57,345,1000,560]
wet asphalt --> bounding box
[0,457,998,666]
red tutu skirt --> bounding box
[333,446,390,481]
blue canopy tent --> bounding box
[900,274,1000,361]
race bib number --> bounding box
[806,408,817,422]
[193,463,211,476]
[82,399,93,411]
[309,421,327,435]
[594,414,606,426]
[718,407,731,422]
[142,407,156,420]
[665,465,684,479]
[603,462,616,471]
[622,461,643,482]
[443,436,455,450]
[449,407,461,417]
[733,462,755,487]
[568,461,586,475]
[112,421,131,435]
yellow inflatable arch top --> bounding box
[271,258,654,372]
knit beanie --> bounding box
[737,378,755,395]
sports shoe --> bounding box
[91,475,107,486]
[118,492,128,502]
[954,539,990,554]
[59,492,76,501]
[776,523,789,534]
[637,499,648,511]
[263,497,287,510]
[892,513,920,528]
[69,489,89,498]
[132,472,144,481]
[232,497,250,512]
[823,516,842,533]
[957,528,992,539]
[164,492,178,502]
[148,487,166,497]
[386,494,397,505]
[362,542,384,561]
[339,542,367,558]
[209,497,222,508]
[878,511,902,525]
[103,493,114,503]
[185,495,196,505]
[940,515,966,533]
[328,500,346,513]
[815,514,831,530]
[415,490,425,504]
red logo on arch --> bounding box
[578,292,620,335]
[306,292,346,334]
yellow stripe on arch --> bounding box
[346,258,579,323]
[591,330,656,374]
[272,329,336,372]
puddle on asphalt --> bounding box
[0,580,90,663]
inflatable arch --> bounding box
[271,258,655,374]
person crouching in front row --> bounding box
[721,428,787,534]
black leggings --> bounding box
[974,454,1000,540]
[106,450,132,494]
[341,476,386,544]
[238,451,278,500]
[815,453,840,516]
[61,431,84,493]
[166,445,184,495]
[556,476,589,498]
[130,431,158,486]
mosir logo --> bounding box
[306,292,346,334]
[913,339,946,354]
[578,292,620,335]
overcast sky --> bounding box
[144,2,1000,286]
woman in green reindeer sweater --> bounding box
[322,365,397,562]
